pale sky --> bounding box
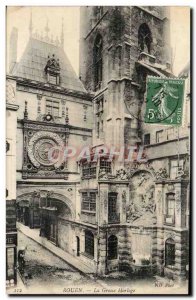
[7,6,190,76]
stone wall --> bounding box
[57,220,72,253]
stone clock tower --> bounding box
[79,6,171,148]
[78,6,189,280]
[8,20,93,251]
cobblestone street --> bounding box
[16,231,102,294]
[14,231,188,295]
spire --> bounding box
[55,36,60,46]
[29,9,33,37]
[45,18,50,38]
[61,18,64,49]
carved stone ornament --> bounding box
[155,168,169,180]
[33,190,40,198]
[6,80,15,103]
[126,162,156,179]
[45,54,60,73]
[165,232,176,241]
[36,114,56,123]
[24,122,69,134]
[98,170,114,180]
[175,164,189,180]
[109,185,117,193]
[27,131,64,169]
[46,191,54,199]
[115,168,129,180]
[167,184,175,192]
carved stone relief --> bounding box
[127,170,155,222]
[155,168,169,180]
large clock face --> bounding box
[34,139,57,166]
[27,131,64,168]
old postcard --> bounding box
[6,6,191,295]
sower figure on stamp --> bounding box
[152,82,179,121]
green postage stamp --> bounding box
[145,77,185,125]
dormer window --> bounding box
[44,54,60,85]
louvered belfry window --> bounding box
[93,34,103,91]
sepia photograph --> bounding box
[6,5,191,295]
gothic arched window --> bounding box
[138,23,152,54]
[108,235,118,260]
[165,238,175,266]
[85,230,94,257]
[93,34,103,91]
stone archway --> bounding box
[38,192,74,247]
[17,190,75,218]
[16,190,75,231]
[46,192,75,219]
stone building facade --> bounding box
[7,20,93,262]
[78,6,190,279]
[7,6,190,282]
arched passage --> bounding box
[16,190,74,241]
[40,197,73,245]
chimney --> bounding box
[9,27,18,73]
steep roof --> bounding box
[178,61,190,78]
[11,37,86,93]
